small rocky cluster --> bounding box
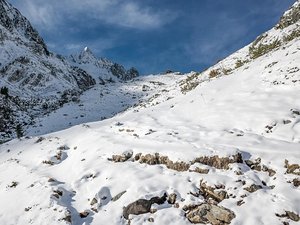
[109,151,243,172]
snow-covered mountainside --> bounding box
[0,1,299,225]
[69,47,139,83]
[0,0,139,142]
[0,0,95,97]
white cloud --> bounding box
[9,0,176,30]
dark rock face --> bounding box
[110,63,139,81]
[0,0,49,55]
[71,67,96,90]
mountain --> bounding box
[0,0,95,97]
[0,0,138,142]
[69,47,139,83]
[0,1,299,225]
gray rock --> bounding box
[186,204,235,224]
[123,193,167,219]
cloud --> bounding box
[9,0,176,30]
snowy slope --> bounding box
[0,2,299,225]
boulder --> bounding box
[186,204,235,224]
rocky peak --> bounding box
[0,0,49,55]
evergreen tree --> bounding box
[0,86,9,98]
[15,124,23,139]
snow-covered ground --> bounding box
[0,28,299,225]
[28,73,185,136]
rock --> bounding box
[57,145,70,150]
[90,197,98,206]
[185,203,235,224]
[142,85,151,92]
[138,153,190,171]
[244,184,263,193]
[109,150,133,162]
[112,191,126,202]
[276,211,300,222]
[237,200,245,206]
[148,217,154,222]
[199,180,228,203]
[285,160,300,175]
[48,178,56,182]
[79,211,89,218]
[292,178,300,187]
[190,167,209,174]
[167,193,177,204]
[286,211,300,221]
[192,153,243,170]
[123,193,167,219]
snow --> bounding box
[0,30,300,225]
[0,0,300,224]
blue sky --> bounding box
[9,0,296,75]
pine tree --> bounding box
[15,124,23,139]
[0,86,9,98]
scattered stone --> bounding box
[62,214,72,223]
[42,160,54,165]
[134,153,142,161]
[79,211,89,218]
[245,158,276,176]
[25,207,32,212]
[109,150,133,162]
[167,193,177,204]
[35,137,45,143]
[291,109,300,116]
[174,203,180,208]
[276,211,300,222]
[57,145,70,150]
[215,184,226,189]
[236,180,246,185]
[185,203,235,224]
[91,207,98,213]
[283,119,292,124]
[55,151,62,161]
[123,193,167,219]
[285,160,300,175]
[115,122,124,126]
[112,191,127,202]
[199,180,228,203]
[53,190,63,196]
[192,153,243,170]
[148,217,154,222]
[90,198,98,206]
[292,178,300,187]
[48,178,56,182]
[7,181,19,188]
[262,165,276,177]
[138,153,190,172]
[237,200,245,206]
[244,184,263,193]
[190,167,209,174]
